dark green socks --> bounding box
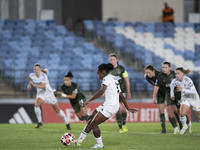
[169,117,177,128]
[116,114,122,129]
[186,115,190,124]
[160,113,166,130]
[174,112,183,130]
[122,112,127,125]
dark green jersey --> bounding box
[144,70,165,94]
[109,65,127,93]
[61,82,86,103]
[156,70,175,93]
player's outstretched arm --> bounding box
[27,76,32,91]
[56,91,77,99]
[153,86,159,104]
[82,84,107,106]
[119,92,138,113]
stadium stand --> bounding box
[0,19,142,98]
[1,19,200,98]
[83,20,200,92]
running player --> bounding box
[109,53,131,133]
[27,63,71,130]
[153,62,182,134]
[144,65,166,133]
[170,67,198,135]
[56,71,89,121]
[75,63,138,149]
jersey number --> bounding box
[115,82,120,93]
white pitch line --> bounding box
[1,128,200,136]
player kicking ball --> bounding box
[74,63,138,148]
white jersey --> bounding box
[29,72,54,97]
[102,74,121,107]
[170,76,199,101]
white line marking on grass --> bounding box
[2,128,200,136]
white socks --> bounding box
[78,130,88,143]
[180,116,187,127]
[35,107,69,125]
[95,136,103,145]
[34,107,42,122]
[58,109,69,124]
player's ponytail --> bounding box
[41,69,49,74]
[144,65,156,71]
[176,67,190,75]
[64,71,74,79]
[106,63,114,71]
[34,63,49,74]
[98,63,114,73]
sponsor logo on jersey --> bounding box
[117,70,120,74]
[34,82,42,85]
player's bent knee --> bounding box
[180,114,185,117]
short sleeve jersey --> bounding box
[102,74,121,107]
[29,72,53,96]
[109,65,127,93]
[156,70,176,93]
[61,82,86,103]
[170,76,199,101]
[144,70,165,95]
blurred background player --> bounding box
[27,63,71,129]
[162,2,174,24]
[75,63,138,148]
[171,75,192,134]
[144,65,166,133]
[109,53,131,133]
[153,62,181,134]
[170,67,197,135]
[57,71,89,121]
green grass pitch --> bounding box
[0,123,199,150]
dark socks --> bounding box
[116,114,122,129]
[186,115,190,124]
[122,112,127,125]
[160,113,166,130]
[169,117,177,128]
[174,112,183,130]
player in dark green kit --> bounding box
[154,62,190,134]
[109,53,131,133]
[57,71,89,121]
[144,65,166,133]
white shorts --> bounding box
[36,93,57,105]
[96,104,119,118]
[181,99,200,111]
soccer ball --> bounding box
[61,132,75,146]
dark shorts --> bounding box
[174,92,181,109]
[70,98,86,113]
[119,93,126,103]
[165,93,175,106]
[174,100,181,109]
[156,92,165,104]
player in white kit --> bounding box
[75,63,138,149]
[170,67,200,135]
[27,63,71,129]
